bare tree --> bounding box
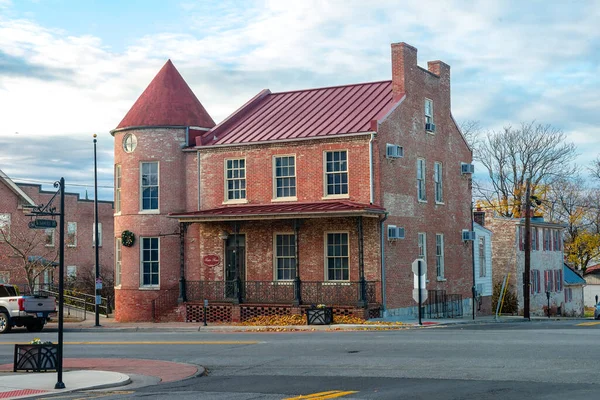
[475,121,577,217]
[459,119,483,150]
[0,226,57,293]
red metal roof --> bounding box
[585,264,600,275]
[200,81,397,146]
[169,201,385,221]
[114,60,215,131]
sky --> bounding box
[0,0,599,201]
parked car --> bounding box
[0,284,56,333]
[595,302,600,320]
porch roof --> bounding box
[169,200,386,222]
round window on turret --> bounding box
[123,133,138,153]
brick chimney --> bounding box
[427,60,451,107]
[391,42,417,97]
[474,211,485,227]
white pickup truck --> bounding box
[0,284,56,333]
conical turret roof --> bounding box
[115,60,215,131]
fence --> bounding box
[425,290,463,318]
[185,280,378,305]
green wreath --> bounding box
[121,230,135,247]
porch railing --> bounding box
[186,280,379,306]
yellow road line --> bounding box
[576,321,600,326]
[0,341,259,345]
[284,390,358,399]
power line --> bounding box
[8,177,114,189]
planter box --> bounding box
[306,307,333,325]
[14,344,58,372]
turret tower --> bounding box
[110,60,215,321]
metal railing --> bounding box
[425,290,463,318]
[15,283,112,318]
[185,280,379,306]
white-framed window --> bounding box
[0,213,10,242]
[434,162,443,203]
[115,164,121,213]
[554,270,563,292]
[123,133,138,153]
[531,269,541,294]
[326,232,349,281]
[564,287,572,303]
[479,236,486,277]
[436,233,444,279]
[273,156,296,199]
[140,161,159,211]
[67,222,77,247]
[45,229,55,247]
[115,238,122,286]
[417,158,426,201]
[545,270,554,292]
[531,227,538,251]
[275,234,296,280]
[324,150,348,196]
[92,223,103,247]
[543,229,550,251]
[66,266,77,278]
[140,237,160,287]
[425,99,434,125]
[225,158,246,201]
[418,232,426,261]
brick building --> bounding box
[483,213,565,316]
[0,169,114,290]
[111,42,473,322]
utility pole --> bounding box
[523,179,531,320]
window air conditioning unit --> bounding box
[462,230,476,241]
[425,123,436,132]
[388,225,405,240]
[461,163,475,175]
[386,144,404,159]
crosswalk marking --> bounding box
[576,321,600,326]
[284,390,358,399]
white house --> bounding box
[562,264,585,317]
[474,222,493,315]
[583,264,600,307]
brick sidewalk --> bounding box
[0,358,200,383]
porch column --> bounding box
[357,216,367,308]
[293,219,302,306]
[233,222,242,304]
[178,222,190,303]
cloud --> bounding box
[0,0,599,200]
[0,134,114,200]
[0,50,73,81]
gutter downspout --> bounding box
[380,212,389,317]
[185,126,190,147]
[369,133,375,204]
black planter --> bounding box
[14,344,58,372]
[306,307,333,325]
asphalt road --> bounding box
[0,320,598,399]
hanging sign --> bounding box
[203,254,220,267]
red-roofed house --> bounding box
[584,264,600,306]
[111,43,473,322]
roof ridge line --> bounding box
[271,80,392,95]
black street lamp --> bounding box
[93,134,101,327]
